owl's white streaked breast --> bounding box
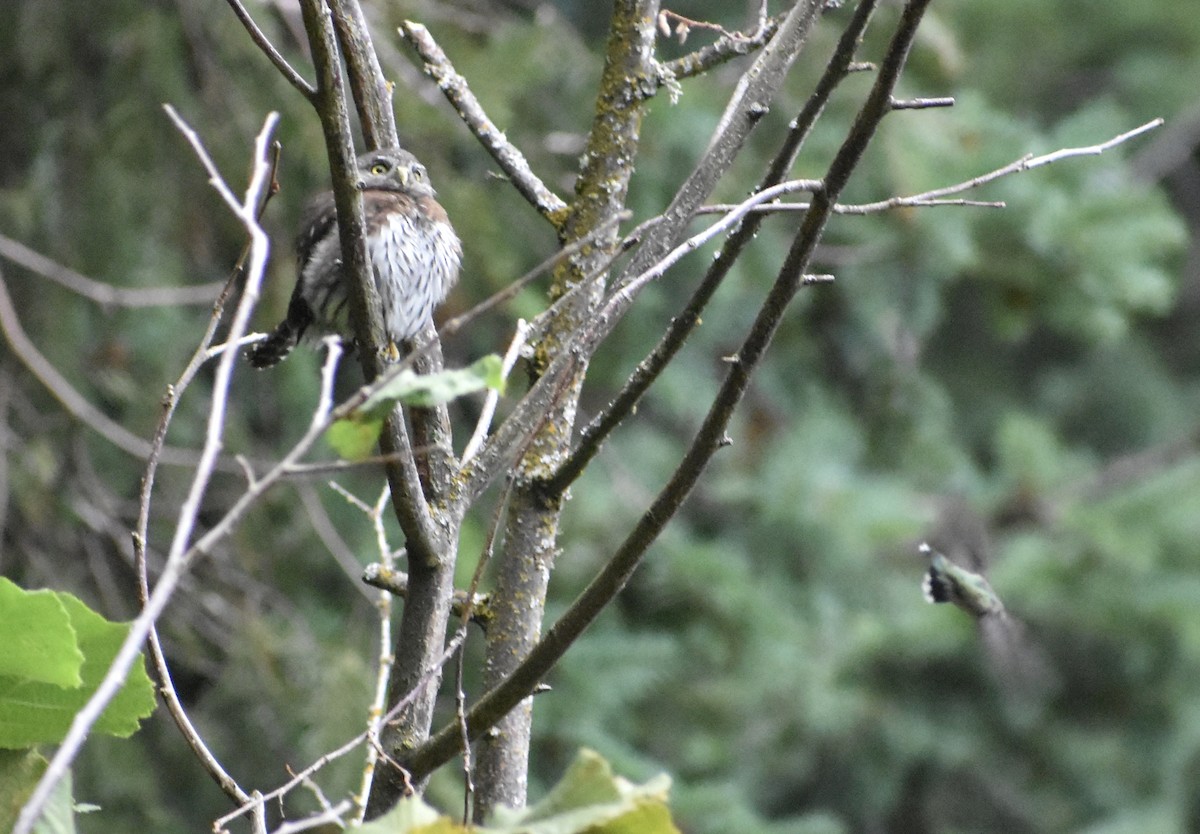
[368,212,462,344]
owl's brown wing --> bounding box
[295,190,338,271]
[247,191,336,368]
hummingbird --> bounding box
[918,535,1057,702]
[920,542,1005,618]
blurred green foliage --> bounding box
[2,0,1198,832]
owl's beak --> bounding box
[396,167,410,188]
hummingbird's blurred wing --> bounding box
[919,542,1058,701]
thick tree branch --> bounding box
[298,0,441,562]
[328,0,399,149]
[470,0,661,816]
[401,0,936,785]
[327,2,458,527]
[296,0,462,818]
[551,0,879,493]
[611,0,825,296]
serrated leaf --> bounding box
[488,749,678,834]
[361,355,505,414]
[352,794,462,833]
[327,356,506,460]
[347,750,678,834]
[0,587,156,748]
[0,578,82,687]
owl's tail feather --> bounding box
[247,295,314,369]
[247,322,299,368]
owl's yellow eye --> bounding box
[369,163,388,175]
[411,166,425,181]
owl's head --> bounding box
[355,149,436,197]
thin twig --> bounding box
[273,801,354,834]
[296,482,377,602]
[695,196,1006,214]
[399,21,569,225]
[15,111,282,834]
[281,448,438,477]
[652,13,779,89]
[615,0,826,295]
[551,0,879,493]
[696,118,1162,218]
[216,628,470,832]
[454,180,819,510]
[130,136,285,810]
[402,0,937,783]
[362,564,491,626]
[461,319,529,464]
[224,0,316,98]
[0,233,224,307]
[0,268,204,467]
[437,212,630,340]
[355,482,398,824]
[889,95,954,109]
[858,118,1163,209]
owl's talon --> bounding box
[381,341,401,363]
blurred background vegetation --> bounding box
[2,0,1199,832]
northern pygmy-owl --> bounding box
[248,148,462,368]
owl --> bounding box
[248,148,462,368]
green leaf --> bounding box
[0,748,47,833]
[325,412,386,462]
[488,749,679,834]
[0,745,79,834]
[326,356,506,460]
[0,578,83,687]
[361,355,505,413]
[0,582,156,748]
[348,750,678,834]
[353,795,461,833]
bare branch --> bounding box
[889,95,954,109]
[224,0,316,98]
[402,0,937,784]
[553,0,880,495]
[697,196,1006,214]
[15,112,281,834]
[362,564,491,626]
[352,483,399,824]
[453,182,815,510]
[298,0,442,562]
[329,0,399,149]
[0,233,224,307]
[461,319,529,464]
[216,627,471,833]
[437,212,629,340]
[0,266,204,467]
[399,21,569,225]
[615,0,826,291]
[652,13,779,87]
[296,482,377,602]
